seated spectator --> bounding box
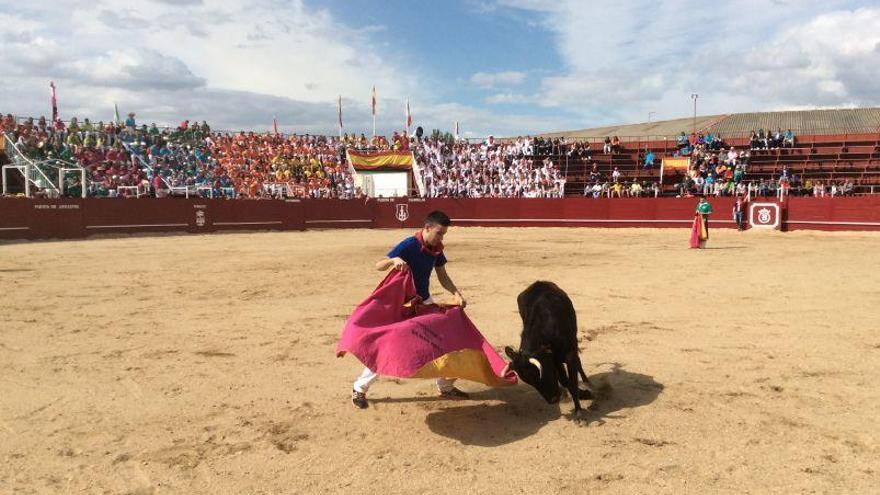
[725,147,738,165]
[629,181,642,197]
[611,135,621,153]
[783,129,795,148]
[677,132,688,149]
[749,130,759,150]
[773,128,783,149]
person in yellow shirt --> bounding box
[612,182,623,198]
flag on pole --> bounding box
[49,81,58,124]
[337,95,343,136]
[273,115,278,134]
[114,103,120,126]
[405,98,412,133]
[371,85,377,137]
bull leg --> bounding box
[575,355,594,400]
[565,353,583,421]
[555,361,570,388]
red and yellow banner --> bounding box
[347,150,413,171]
[661,157,690,171]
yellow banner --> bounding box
[347,150,413,171]
[661,157,690,171]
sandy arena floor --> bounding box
[1,227,879,494]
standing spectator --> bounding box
[124,112,136,139]
[603,136,612,154]
[733,198,746,231]
[644,149,655,169]
[611,167,621,183]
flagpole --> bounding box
[371,85,377,138]
[338,95,343,138]
[50,81,58,125]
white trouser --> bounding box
[353,367,456,393]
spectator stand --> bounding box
[1,132,68,197]
[122,141,176,196]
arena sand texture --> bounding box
[1,228,879,494]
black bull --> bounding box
[504,281,594,421]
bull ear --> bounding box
[504,346,518,360]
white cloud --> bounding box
[3,0,878,137]
[0,0,430,131]
[470,71,527,88]
[485,92,532,104]
[497,1,880,126]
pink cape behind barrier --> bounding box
[336,270,516,387]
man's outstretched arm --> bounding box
[435,265,466,308]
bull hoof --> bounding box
[570,409,586,424]
[577,387,594,400]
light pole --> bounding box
[690,93,698,135]
[648,111,656,124]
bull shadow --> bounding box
[424,386,560,447]
[577,362,664,426]
[424,363,663,445]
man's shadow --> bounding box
[424,363,663,446]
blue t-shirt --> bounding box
[388,236,447,300]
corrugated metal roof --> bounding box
[538,108,880,140]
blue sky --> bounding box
[1,0,879,137]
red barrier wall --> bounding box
[0,197,877,241]
[785,196,880,231]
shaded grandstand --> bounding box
[530,107,880,196]
[539,107,880,140]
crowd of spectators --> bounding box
[1,113,359,199]
[0,111,863,200]
[415,136,565,198]
[748,128,796,149]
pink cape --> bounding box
[689,215,701,248]
[336,270,516,387]
[689,214,707,248]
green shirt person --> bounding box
[696,198,713,215]
[695,197,712,248]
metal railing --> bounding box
[2,133,62,197]
[121,141,175,193]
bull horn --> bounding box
[528,358,543,379]
[501,363,510,377]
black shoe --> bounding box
[352,389,368,409]
[438,387,469,400]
